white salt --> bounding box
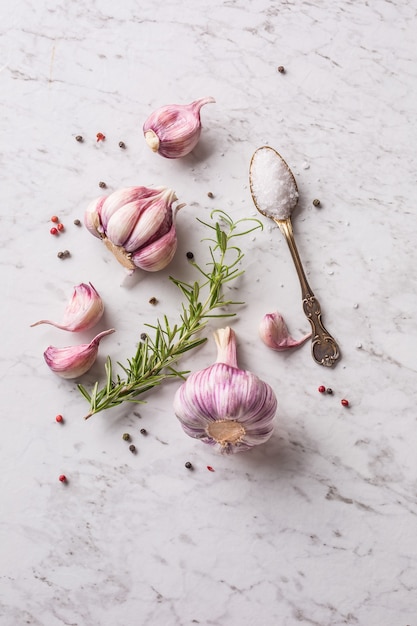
[250,147,299,220]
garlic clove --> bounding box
[43,329,115,379]
[143,96,216,159]
[31,282,104,332]
[259,311,311,351]
[131,222,177,271]
[105,201,141,247]
[174,327,277,454]
[124,188,177,252]
[84,196,106,238]
[100,186,157,232]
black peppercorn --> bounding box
[122,433,130,441]
[57,251,64,259]
[129,444,136,453]
[186,251,194,260]
[326,388,333,395]
[140,428,147,435]
[149,297,158,305]
[277,66,285,73]
[119,141,126,149]
[75,135,83,142]
[140,333,147,341]
[207,191,214,199]
[73,219,81,226]
[99,181,107,189]
[313,198,321,207]
[185,461,192,469]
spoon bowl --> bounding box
[249,146,340,367]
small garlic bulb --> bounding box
[84,186,182,272]
[43,329,115,379]
[143,97,215,158]
[259,311,311,351]
[174,327,277,454]
[30,282,104,332]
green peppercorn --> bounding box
[313,198,321,207]
[122,433,130,441]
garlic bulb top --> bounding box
[143,97,216,159]
[84,186,181,272]
[174,327,277,454]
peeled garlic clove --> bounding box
[31,283,104,332]
[143,97,216,159]
[259,311,311,351]
[43,329,115,379]
[174,327,277,454]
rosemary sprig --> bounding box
[78,210,262,419]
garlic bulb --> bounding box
[143,97,215,158]
[31,282,104,332]
[259,311,311,351]
[84,186,181,272]
[44,329,115,379]
[174,327,277,454]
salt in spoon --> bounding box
[249,146,340,367]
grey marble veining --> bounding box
[1,0,417,624]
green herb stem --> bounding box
[78,210,262,419]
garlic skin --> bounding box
[259,311,311,351]
[31,283,104,332]
[43,329,115,379]
[143,97,216,159]
[84,186,181,272]
[174,327,277,454]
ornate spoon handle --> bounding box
[276,218,340,367]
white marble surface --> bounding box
[1,0,417,624]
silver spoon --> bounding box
[249,145,340,367]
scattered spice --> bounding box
[207,465,215,472]
[318,385,326,393]
[51,215,59,223]
[313,198,321,207]
[75,135,83,143]
[73,219,81,226]
[326,388,333,395]
[96,132,106,142]
[55,414,64,423]
[50,227,58,236]
[118,141,126,149]
[57,250,70,259]
[140,428,147,435]
[122,433,130,441]
[185,461,192,469]
[277,65,285,73]
[63,250,70,257]
[186,251,194,259]
[149,297,158,305]
[59,474,67,482]
[140,333,147,341]
[207,191,214,199]
[57,251,64,259]
[129,444,136,453]
[99,181,107,189]
[341,399,349,407]
[57,223,65,232]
